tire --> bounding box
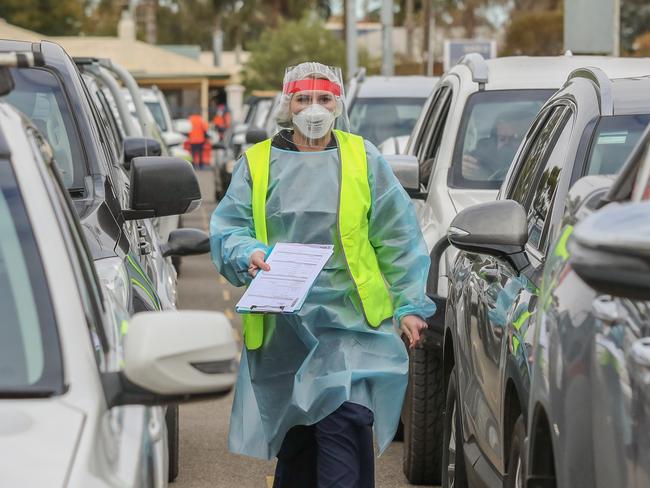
[442,366,467,488]
[166,404,180,482]
[402,344,445,485]
[505,416,526,488]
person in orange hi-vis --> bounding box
[213,102,231,141]
[188,113,208,169]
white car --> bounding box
[0,100,237,487]
[388,53,650,485]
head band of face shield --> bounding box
[283,79,342,96]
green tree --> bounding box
[243,17,345,91]
[621,0,650,53]
[81,0,125,36]
[501,9,563,56]
[0,0,85,35]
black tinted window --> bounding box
[417,86,451,190]
[3,68,84,190]
[349,97,427,146]
[509,107,568,208]
[0,160,63,395]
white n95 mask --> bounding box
[292,104,336,140]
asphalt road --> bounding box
[173,169,417,488]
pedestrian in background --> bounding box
[210,62,436,488]
[213,101,231,141]
[188,112,208,169]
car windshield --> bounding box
[451,89,555,189]
[145,101,168,132]
[585,115,650,176]
[0,160,63,396]
[2,68,84,191]
[349,97,426,146]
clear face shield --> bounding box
[273,62,350,149]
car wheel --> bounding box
[166,404,180,482]
[402,344,444,484]
[442,366,467,488]
[505,415,526,488]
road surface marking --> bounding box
[266,476,274,488]
[225,308,234,320]
[222,289,231,301]
[219,276,227,285]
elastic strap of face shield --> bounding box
[283,79,342,96]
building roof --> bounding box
[0,18,41,42]
[48,36,229,80]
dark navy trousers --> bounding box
[273,402,375,488]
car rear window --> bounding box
[349,97,427,146]
[585,115,650,176]
[0,160,63,396]
[2,68,84,192]
[450,89,555,190]
[145,101,168,132]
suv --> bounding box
[443,70,650,488]
[388,53,650,485]
[346,73,437,149]
[0,41,210,481]
[526,121,650,487]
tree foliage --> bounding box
[500,9,563,56]
[242,17,345,91]
[0,0,85,35]
[621,0,650,53]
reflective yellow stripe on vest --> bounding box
[242,130,393,350]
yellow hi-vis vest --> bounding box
[241,129,394,350]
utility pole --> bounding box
[346,0,358,79]
[381,0,394,76]
[426,0,435,76]
[405,0,414,60]
[144,0,157,44]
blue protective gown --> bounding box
[210,139,436,460]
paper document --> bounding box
[236,243,334,314]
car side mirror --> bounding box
[448,200,529,271]
[384,154,425,199]
[245,127,268,144]
[162,132,185,148]
[123,137,162,170]
[102,310,238,407]
[570,201,650,299]
[123,156,201,220]
[161,228,210,257]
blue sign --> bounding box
[444,39,497,72]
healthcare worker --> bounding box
[210,62,436,488]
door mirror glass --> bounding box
[570,201,650,299]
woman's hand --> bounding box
[400,314,428,349]
[248,250,270,277]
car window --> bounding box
[416,86,452,191]
[27,130,109,364]
[348,97,428,146]
[585,114,650,176]
[508,106,568,209]
[526,112,574,251]
[145,101,168,132]
[450,89,555,190]
[2,68,84,191]
[0,158,64,394]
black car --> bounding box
[526,125,650,488]
[0,40,207,481]
[442,69,650,488]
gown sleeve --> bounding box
[210,157,269,287]
[365,141,437,323]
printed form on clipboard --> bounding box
[236,243,334,314]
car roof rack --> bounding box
[568,67,614,116]
[457,53,489,88]
[0,51,45,96]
